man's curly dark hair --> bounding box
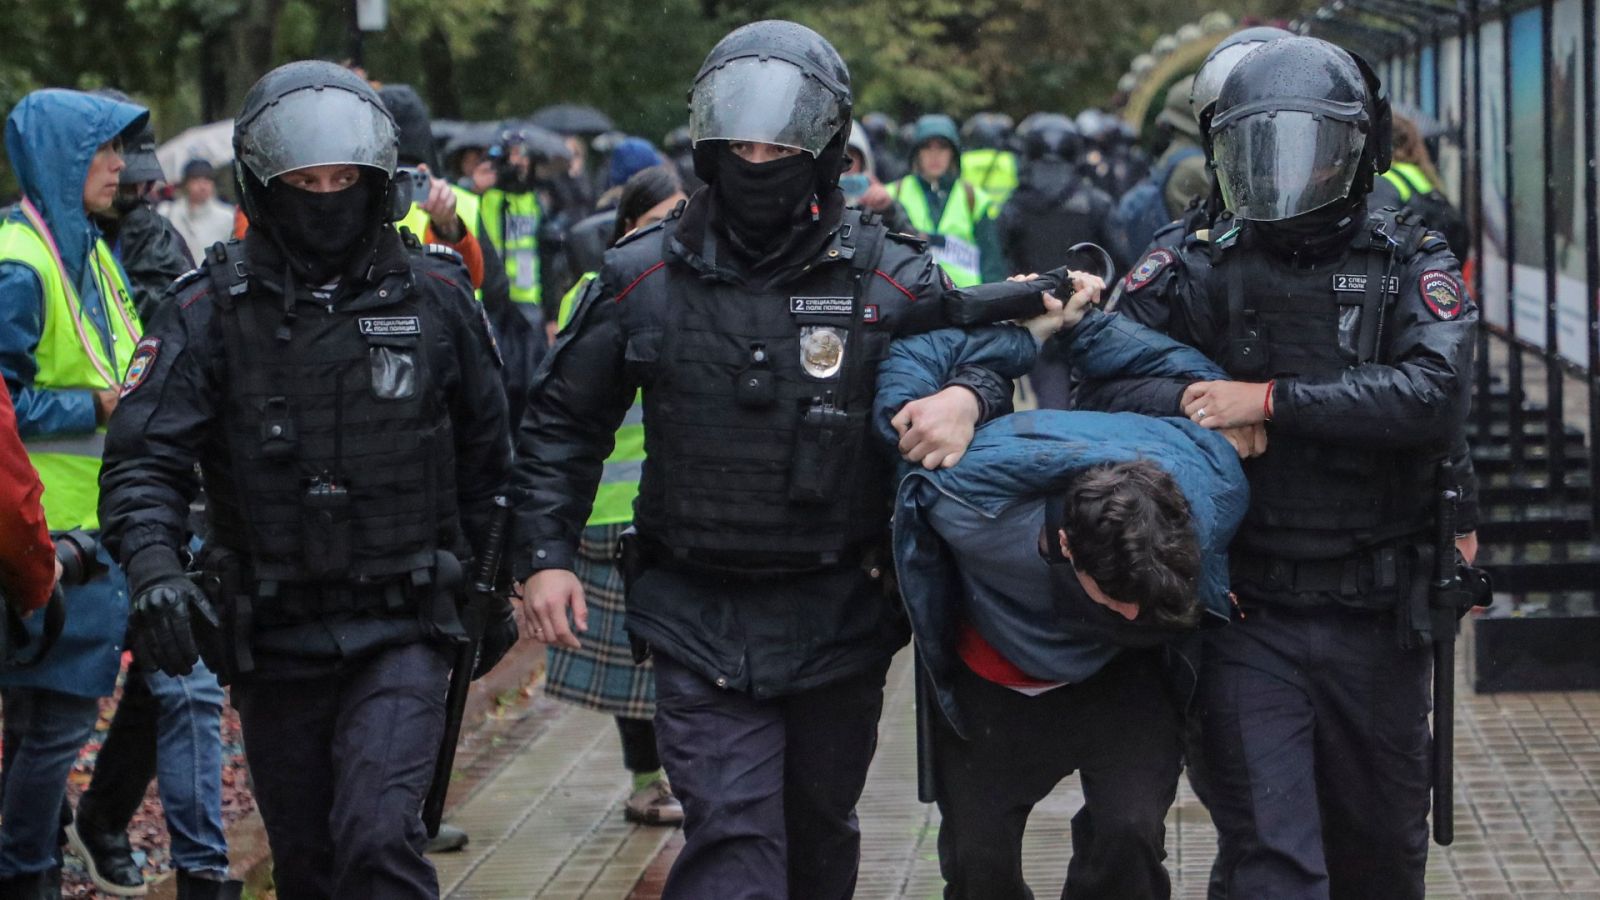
[1059,460,1202,628]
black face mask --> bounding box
[1256,193,1366,263]
[712,148,818,250]
[263,176,378,282]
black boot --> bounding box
[63,807,146,897]
[175,871,244,900]
[0,870,61,900]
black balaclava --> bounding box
[711,145,819,251]
[1255,192,1367,264]
[262,173,383,283]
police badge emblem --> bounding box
[800,326,847,378]
[1419,271,1464,320]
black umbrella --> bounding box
[442,120,509,157]
[500,120,574,161]
[529,104,614,136]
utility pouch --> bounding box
[301,479,352,579]
[788,396,854,505]
[195,549,253,685]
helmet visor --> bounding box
[237,87,399,183]
[690,56,845,157]
[1214,110,1365,221]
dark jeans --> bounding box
[231,642,450,900]
[651,652,889,900]
[933,650,1180,900]
[0,689,101,878]
[1199,605,1431,900]
[615,717,661,774]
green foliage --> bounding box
[0,0,1307,194]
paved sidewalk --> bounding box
[433,627,1600,899]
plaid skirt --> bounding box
[543,523,655,720]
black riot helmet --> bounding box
[233,61,400,227]
[1209,37,1390,222]
[1018,113,1082,162]
[1190,26,1295,120]
[962,112,1014,151]
[687,20,854,189]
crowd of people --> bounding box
[0,14,1484,900]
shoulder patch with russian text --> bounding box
[120,338,161,398]
[1124,249,1175,292]
[1419,271,1463,320]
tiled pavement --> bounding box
[433,622,1600,899]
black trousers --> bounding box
[651,651,889,900]
[231,641,449,900]
[933,650,1180,900]
[1198,606,1431,900]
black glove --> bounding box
[473,600,519,680]
[126,547,217,678]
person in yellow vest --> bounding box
[960,112,1019,208]
[1371,113,1472,260]
[887,114,1005,287]
[0,88,147,898]
[544,164,688,826]
[480,133,549,330]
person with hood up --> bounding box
[841,121,912,234]
[879,286,1251,900]
[886,114,1005,287]
[0,87,146,900]
[87,89,194,325]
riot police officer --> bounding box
[98,61,517,900]
[998,114,1115,409]
[1084,38,1476,899]
[514,21,1023,900]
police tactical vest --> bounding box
[0,203,140,531]
[621,214,891,572]
[1214,212,1435,560]
[202,242,460,586]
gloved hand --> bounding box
[473,600,519,680]
[126,547,217,677]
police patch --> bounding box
[1125,249,1175,292]
[863,305,879,324]
[1332,273,1400,294]
[1419,271,1463,320]
[120,338,160,398]
[359,316,422,336]
[790,296,853,316]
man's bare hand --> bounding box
[519,569,587,649]
[892,386,981,469]
[1219,424,1268,459]
[1456,530,1479,566]
[1182,380,1272,429]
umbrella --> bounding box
[156,120,235,180]
[499,120,573,161]
[443,120,509,157]
[529,104,614,136]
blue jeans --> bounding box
[149,662,230,875]
[0,688,100,877]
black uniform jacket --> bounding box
[98,230,513,577]
[1080,217,1480,531]
[512,193,1014,697]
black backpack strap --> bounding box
[835,212,888,414]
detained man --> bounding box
[875,287,1254,900]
